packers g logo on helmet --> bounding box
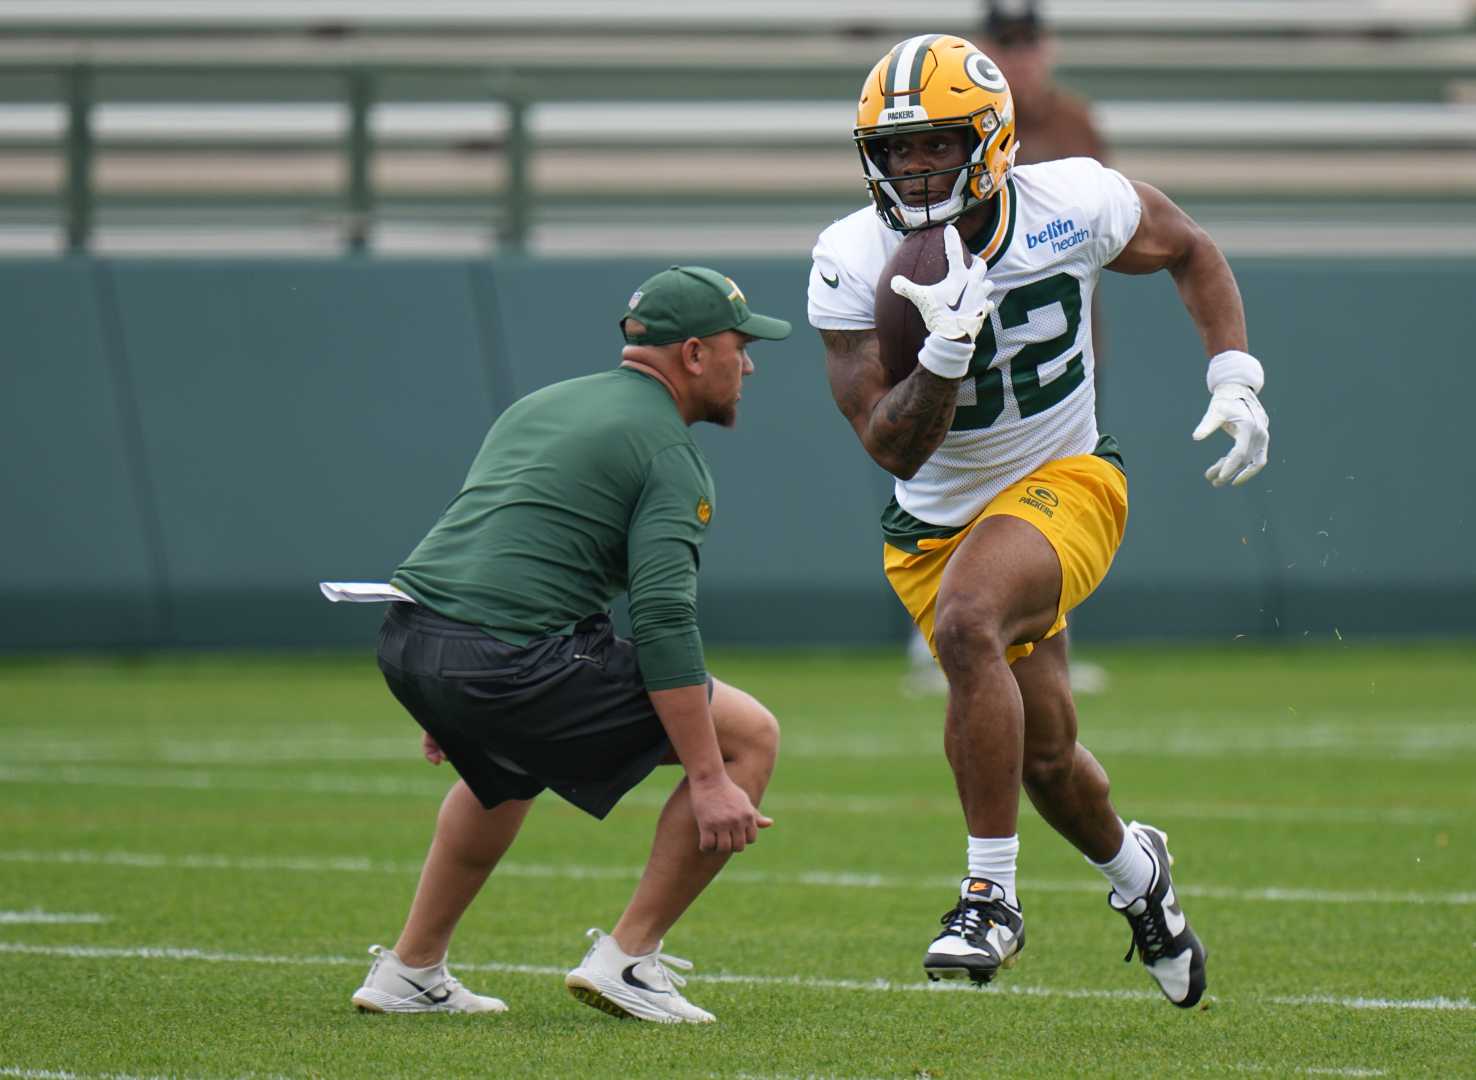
[964,53,1008,93]
[854,34,1017,232]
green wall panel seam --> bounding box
[92,259,174,645]
[464,263,503,414]
[1248,483,1288,636]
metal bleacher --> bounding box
[2,0,1475,257]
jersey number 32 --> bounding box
[951,271,1087,431]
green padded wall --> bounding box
[1090,260,1476,642]
[0,260,166,648]
[92,261,494,647]
[2,255,1472,650]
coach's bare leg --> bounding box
[393,780,536,967]
[1013,633,1124,862]
[611,680,779,955]
[932,515,1062,839]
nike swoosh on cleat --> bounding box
[820,271,840,288]
[622,963,667,995]
[400,975,452,1005]
[1163,887,1187,936]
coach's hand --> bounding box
[421,731,447,765]
[690,773,773,855]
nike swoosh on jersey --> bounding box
[820,270,840,288]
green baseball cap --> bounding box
[620,265,792,346]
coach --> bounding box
[350,266,791,1024]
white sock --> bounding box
[966,834,1019,908]
[391,950,446,975]
[1090,821,1155,900]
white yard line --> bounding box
[2,848,1472,907]
[0,765,437,797]
[1272,993,1476,1011]
[0,1071,172,1080]
[1229,1067,1388,1078]
[0,910,109,925]
[0,941,1469,1014]
[3,715,1475,763]
[0,764,1464,828]
[727,1074,890,1080]
[1129,803,1462,828]
[0,1069,289,1080]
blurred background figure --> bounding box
[981,0,1107,167]
[905,0,1116,699]
[991,0,1112,695]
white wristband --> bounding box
[916,332,975,380]
[1206,349,1264,394]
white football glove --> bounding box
[1193,381,1270,487]
[890,223,996,345]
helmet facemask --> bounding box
[853,35,1019,233]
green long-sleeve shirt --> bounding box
[392,367,714,690]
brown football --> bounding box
[874,225,968,385]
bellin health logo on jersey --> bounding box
[1026,216,1091,255]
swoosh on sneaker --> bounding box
[400,974,452,1005]
[622,962,668,995]
[1163,886,1187,936]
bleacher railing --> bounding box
[4,27,1476,255]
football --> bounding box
[873,225,968,385]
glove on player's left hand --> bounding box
[1193,382,1270,487]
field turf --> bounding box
[1,643,1472,1079]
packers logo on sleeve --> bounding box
[696,497,713,526]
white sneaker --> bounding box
[564,928,716,1024]
[350,944,507,1014]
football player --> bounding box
[809,34,1270,1007]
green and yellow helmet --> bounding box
[854,34,1018,232]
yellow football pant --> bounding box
[884,453,1129,665]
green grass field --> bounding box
[1,643,1472,1079]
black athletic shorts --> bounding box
[376,602,691,819]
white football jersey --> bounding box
[808,157,1142,527]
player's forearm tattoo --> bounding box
[822,329,958,479]
[874,369,959,476]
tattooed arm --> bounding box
[822,328,961,481]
